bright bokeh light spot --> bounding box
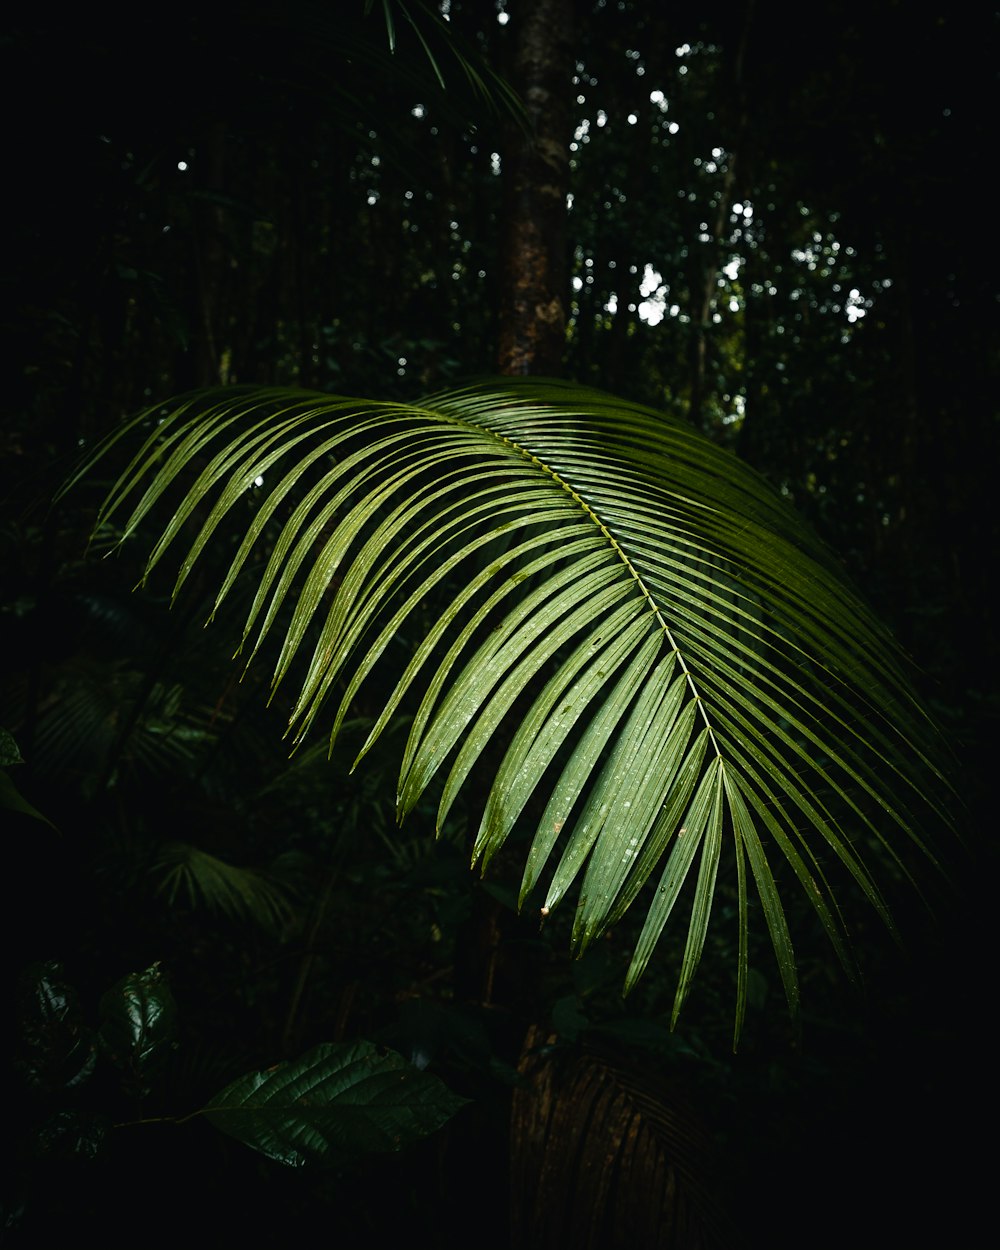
[639,264,662,297]
[411,105,426,119]
[596,109,608,127]
[724,394,746,426]
[846,288,868,322]
[627,113,638,125]
[490,151,501,175]
[638,264,667,325]
[177,161,188,172]
[668,121,679,134]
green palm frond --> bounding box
[29,664,208,785]
[153,842,297,932]
[70,379,954,1042]
[363,0,526,122]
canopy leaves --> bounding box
[70,378,954,1043]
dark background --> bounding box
[2,3,995,1245]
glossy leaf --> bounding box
[71,378,956,1041]
[203,1041,469,1165]
[15,961,97,1093]
[99,964,178,1092]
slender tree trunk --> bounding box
[688,157,738,430]
[189,119,231,388]
[455,0,576,1014]
[688,3,751,431]
[497,0,575,376]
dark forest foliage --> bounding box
[2,2,994,1246]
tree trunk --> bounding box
[497,0,575,376]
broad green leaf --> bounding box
[204,1041,469,1165]
[99,964,178,1092]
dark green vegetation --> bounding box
[2,3,995,1247]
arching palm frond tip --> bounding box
[70,378,955,1041]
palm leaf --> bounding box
[153,842,296,932]
[362,0,526,123]
[68,378,955,1043]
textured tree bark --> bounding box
[497,0,575,377]
[509,1025,731,1250]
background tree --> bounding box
[497,0,575,373]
